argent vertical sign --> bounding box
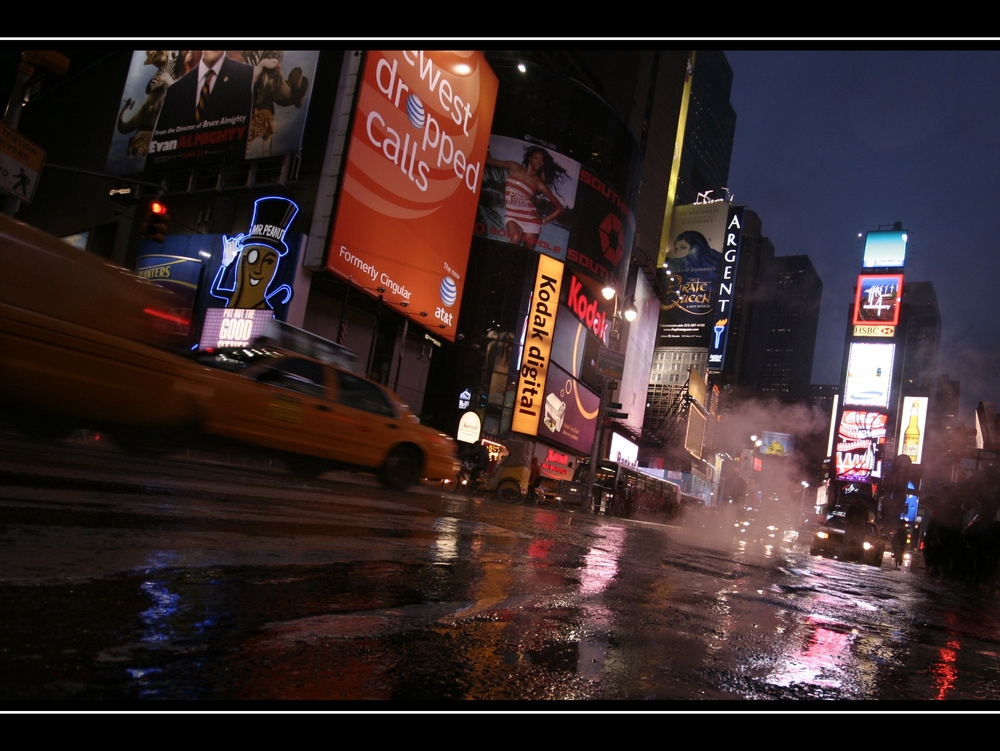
[707,206,744,373]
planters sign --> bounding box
[327,51,498,342]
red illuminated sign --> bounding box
[853,274,903,327]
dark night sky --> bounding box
[723,49,1000,424]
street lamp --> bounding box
[601,282,638,330]
[585,282,638,513]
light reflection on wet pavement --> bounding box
[3,440,1000,705]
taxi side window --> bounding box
[335,371,396,417]
[255,358,326,398]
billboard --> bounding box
[136,204,303,333]
[108,50,319,175]
[199,307,274,349]
[898,396,928,465]
[616,269,659,435]
[550,301,604,394]
[758,431,795,456]
[685,404,707,461]
[854,274,903,326]
[862,229,907,268]
[609,432,639,467]
[326,51,498,342]
[844,342,895,409]
[560,269,617,346]
[536,361,600,454]
[475,134,577,260]
[474,134,634,288]
[512,254,564,435]
[657,201,728,347]
[835,409,888,482]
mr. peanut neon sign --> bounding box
[210,195,299,310]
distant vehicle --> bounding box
[810,515,886,566]
[548,460,680,520]
[0,214,457,490]
[734,512,799,548]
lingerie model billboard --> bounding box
[475,138,634,289]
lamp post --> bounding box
[584,282,638,513]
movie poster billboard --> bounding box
[844,342,895,409]
[854,274,903,326]
[835,409,888,482]
[108,50,319,175]
[656,201,728,347]
[326,51,498,343]
[536,361,600,454]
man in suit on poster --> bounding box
[150,51,254,160]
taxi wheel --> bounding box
[379,445,423,490]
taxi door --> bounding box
[217,356,339,456]
[325,367,408,468]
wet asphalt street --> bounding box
[3,433,1000,711]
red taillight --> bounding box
[143,306,190,328]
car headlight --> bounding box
[863,541,873,551]
[815,531,829,540]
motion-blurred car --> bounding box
[188,348,459,488]
[809,515,886,566]
[0,213,193,439]
[0,214,457,490]
[733,513,799,548]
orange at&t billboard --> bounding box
[327,51,498,342]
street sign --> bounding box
[597,346,625,380]
[607,411,629,420]
[609,402,623,410]
[0,121,45,204]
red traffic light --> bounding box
[139,200,170,243]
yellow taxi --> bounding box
[187,347,459,489]
[0,213,457,489]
